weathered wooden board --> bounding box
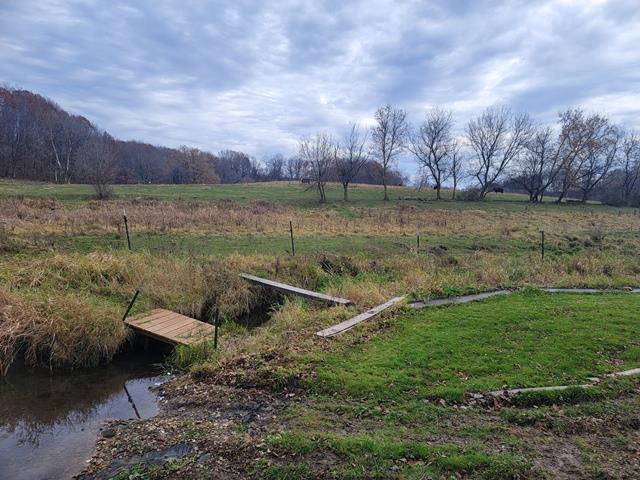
[125,309,214,345]
[488,384,593,397]
[407,290,510,309]
[316,296,405,337]
[239,273,352,306]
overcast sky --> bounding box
[1,0,639,174]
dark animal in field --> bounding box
[433,184,439,190]
[492,187,504,193]
[301,178,312,184]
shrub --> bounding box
[459,188,482,201]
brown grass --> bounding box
[0,286,129,374]
[2,198,639,240]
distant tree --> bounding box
[575,119,620,202]
[265,153,285,181]
[554,109,604,203]
[449,141,464,200]
[285,155,305,181]
[513,126,564,202]
[80,132,118,199]
[299,133,334,203]
[620,132,640,205]
[166,146,220,184]
[45,111,94,183]
[371,104,408,200]
[466,106,533,199]
[214,150,254,183]
[335,123,368,201]
[409,108,454,200]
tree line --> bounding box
[2,86,637,205]
[303,103,639,205]
[0,87,403,197]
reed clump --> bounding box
[0,286,129,374]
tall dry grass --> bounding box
[2,198,639,240]
[0,286,129,374]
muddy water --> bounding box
[0,351,167,480]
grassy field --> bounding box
[2,180,640,478]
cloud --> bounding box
[1,0,639,175]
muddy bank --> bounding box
[79,375,292,479]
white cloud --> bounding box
[0,0,639,175]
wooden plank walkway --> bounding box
[316,296,405,337]
[239,273,352,306]
[125,309,214,346]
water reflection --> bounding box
[0,351,166,480]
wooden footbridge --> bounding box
[125,309,215,346]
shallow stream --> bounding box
[0,351,167,480]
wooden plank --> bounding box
[316,296,405,337]
[124,309,214,346]
[407,290,510,309]
[239,273,352,306]
[488,384,593,397]
[151,316,198,336]
[128,309,174,326]
[131,312,184,330]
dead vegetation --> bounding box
[2,197,639,240]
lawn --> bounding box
[314,292,640,401]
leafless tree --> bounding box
[554,109,595,203]
[449,141,464,200]
[299,132,335,203]
[335,123,368,201]
[466,106,533,199]
[620,132,640,205]
[409,108,454,200]
[574,117,620,202]
[46,111,94,183]
[371,104,408,200]
[265,153,285,181]
[80,132,118,199]
[514,126,564,202]
[285,156,305,181]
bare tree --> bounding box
[575,117,620,202]
[371,104,408,200]
[265,153,285,181]
[285,156,304,181]
[299,133,335,203]
[46,111,94,183]
[620,132,640,205]
[80,132,118,199]
[335,123,368,201]
[514,126,564,202]
[466,106,533,199]
[409,108,454,200]
[449,141,464,200]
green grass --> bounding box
[313,292,640,401]
[0,179,615,211]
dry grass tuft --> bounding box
[0,286,129,373]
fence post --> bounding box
[540,230,545,261]
[416,233,420,253]
[123,209,132,251]
[213,315,220,349]
[122,288,141,322]
[289,220,295,256]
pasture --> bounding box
[1,180,640,478]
